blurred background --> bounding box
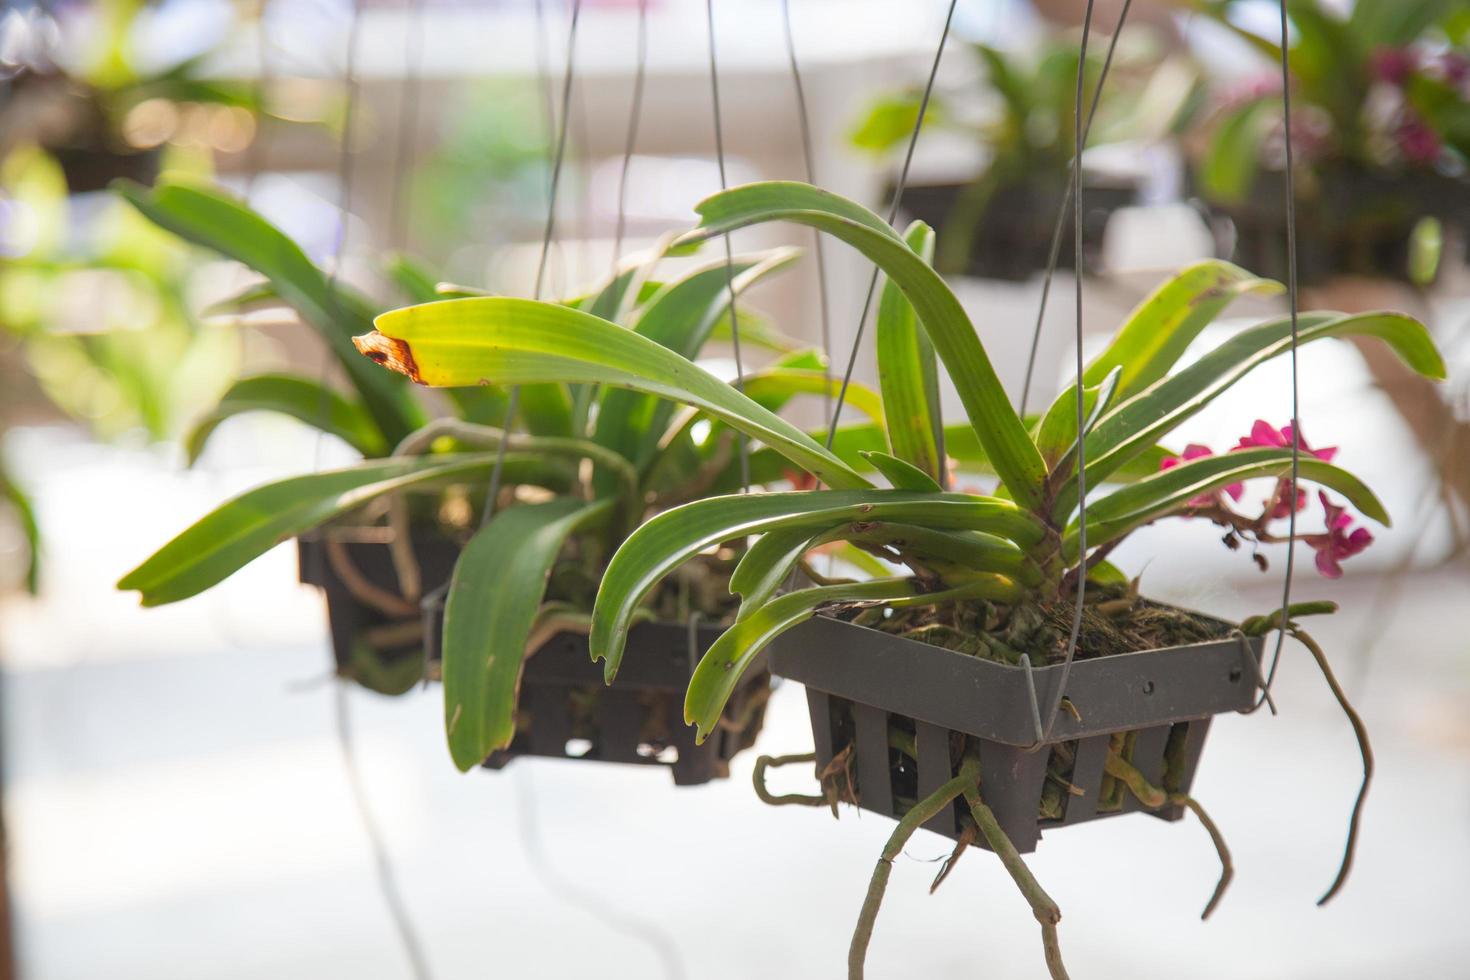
[1,0,1467,977]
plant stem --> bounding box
[849,757,978,979]
[962,779,1070,980]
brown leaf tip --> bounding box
[353,331,423,384]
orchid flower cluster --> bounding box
[1162,420,1373,578]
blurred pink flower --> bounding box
[1396,114,1442,165]
[1160,443,1244,507]
[1307,492,1374,578]
[1370,46,1416,86]
[1442,51,1470,86]
[1233,419,1338,462]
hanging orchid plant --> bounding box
[348,180,1444,978]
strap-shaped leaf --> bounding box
[876,221,943,478]
[117,454,553,606]
[116,178,424,443]
[0,461,39,594]
[737,369,885,428]
[730,526,828,620]
[360,298,871,491]
[443,497,613,770]
[862,451,943,491]
[1064,447,1391,559]
[184,373,389,464]
[1055,310,1444,520]
[590,490,1046,679]
[685,575,1022,738]
[1034,366,1120,472]
[1078,259,1282,399]
[732,516,1039,624]
[678,181,1048,510]
[596,249,800,477]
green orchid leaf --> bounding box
[1034,366,1120,472]
[115,178,424,443]
[737,368,885,429]
[442,497,613,771]
[730,526,827,620]
[876,221,944,479]
[361,297,870,491]
[595,248,799,480]
[1079,259,1283,399]
[0,461,40,594]
[591,490,1045,679]
[117,454,553,607]
[861,451,943,491]
[677,181,1048,510]
[184,373,389,464]
[1056,310,1443,519]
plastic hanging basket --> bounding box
[297,531,461,678]
[767,611,1264,853]
[421,592,770,786]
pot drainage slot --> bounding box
[1040,740,1081,824]
[636,743,679,764]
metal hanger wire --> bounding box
[705,0,750,492]
[1018,0,1135,419]
[481,0,584,528]
[1253,0,1303,710]
[779,0,835,431]
[824,0,960,451]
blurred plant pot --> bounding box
[298,534,770,784]
[768,610,1263,852]
[1204,168,1470,286]
[297,531,462,695]
[3,72,161,194]
[895,175,1138,281]
[422,593,769,786]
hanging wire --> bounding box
[611,0,649,268]
[334,686,434,980]
[1253,0,1303,709]
[1018,0,1134,418]
[242,0,274,205]
[704,0,750,492]
[778,0,835,431]
[314,4,432,977]
[481,0,583,528]
[1034,0,1098,745]
[513,767,687,979]
[387,0,424,250]
[824,0,959,450]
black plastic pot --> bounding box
[298,534,769,784]
[895,176,1138,281]
[768,614,1263,853]
[1203,168,1470,285]
[422,593,768,786]
[297,532,461,684]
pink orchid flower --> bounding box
[1160,443,1244,507]
[1308,491,1373,578]
[1233,420,1338,462]
[1233,420,1338,518]
[1370,46,1416,86]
